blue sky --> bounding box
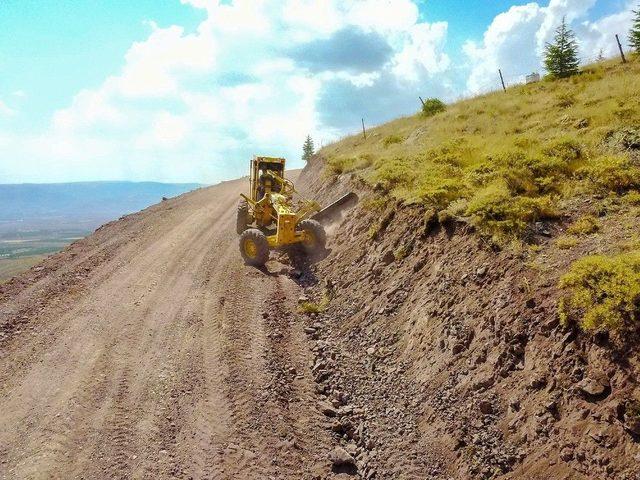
[0,0,636,183]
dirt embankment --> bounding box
[294,154,640,480]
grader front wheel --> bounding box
[298,219,326,254]
[239,228,270,266]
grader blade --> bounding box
[311,192,359,224]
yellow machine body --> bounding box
[238,155,356,265]
[240,156,320,248]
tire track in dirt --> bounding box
[0,172,336,480]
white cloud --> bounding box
[1,0,452,183]
[464,0,635,95]
[0,100,15,116]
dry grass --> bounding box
[321,59,640,243]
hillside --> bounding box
[293,58,640,479]
[0,60,639,480]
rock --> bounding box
[381,251,395,266]
[452,343,466,355]
[318,401,338,417]
[624,416,640,435]
[578,376,609,397]
[472,375,495,391]
[476,266,487,277]
[479,400,493,415]
[345,442,358,457]
[544,399,558,413]
[366,347,376,356]
[529,375,547,390]
[328,447,356,467]
[560,447,574,462]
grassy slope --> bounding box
[320,58,640,332]
[322,59,640,242]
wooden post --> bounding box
[418,96,426,108]
[361,118,366,140]
[615,34,627,64]
[498,69,506,92]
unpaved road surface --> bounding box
[0,174,335,479]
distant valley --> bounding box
[0,181,202,281]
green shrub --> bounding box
[299,291,330,314]
[577,156,640,193]
[566,214,600,235]
[556,235,579,249]
[369,157,414,190]
[421,98,446,117]
[559,251,640,331]
[542,137,582,163]
[383,135,403,148]
[465,180,557,238]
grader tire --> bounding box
[298,219,326,254]
[236,200,249,235]
[239,228,269,266]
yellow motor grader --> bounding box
[237,156,356,266]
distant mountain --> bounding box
[0,181,202,235]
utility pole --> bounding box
[615,34,627,64]
[361,118,366,140]
[498,69,507,92]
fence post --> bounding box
[615,34,627,64]
[418,96,426,108]
[361,118,366,140]
[498,69,507,92]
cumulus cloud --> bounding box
[290,27,393,74]
[0,100,14,116]
[464,0,635,94]
[1,0,453,183]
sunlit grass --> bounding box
[321,59,640,243]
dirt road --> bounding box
[0,174,334,479]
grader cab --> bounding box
[236,156,357,266]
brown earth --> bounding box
[0,173,339,480]
[2,158,640,480]
[295,155,640,480]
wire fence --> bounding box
[337,34,636,144]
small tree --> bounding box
[544,17,580,78]
[630,5,640,53]
[302,135,315,162]
[421,98,446,117]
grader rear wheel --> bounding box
[298,219,326,254]
[239,228,269,266]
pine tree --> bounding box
[630,5,640,53]
[544,17,580,79]
[302,135,315,162]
